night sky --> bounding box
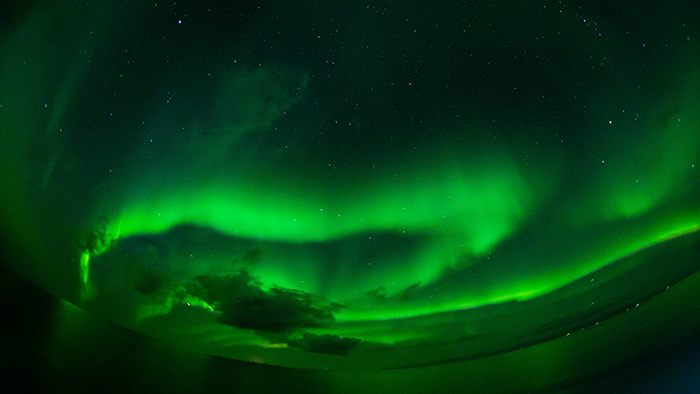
[1,0,700,392]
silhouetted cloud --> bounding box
[180,269,368,355]
[218,287,336,333]
[288,333,361,356]
[186,269,345,334]
[400,281,421,302]
[91,229,364,355]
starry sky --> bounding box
[1,0,700,382]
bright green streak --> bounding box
[179,293,216,312]
[80,252,89,284]
[79,252,96,302]
[109,151,537,252]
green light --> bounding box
[334,219,700,323]
[79,251,96,302]
[109,136,544,249]
[655,224,700,242]
[80,251,89,284]
[179,294,216,312]
[2,0,700,375]
[135,295,175,323]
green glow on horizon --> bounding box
[656,224,700,242]
[334,220,700,322]
[88,215,700,330]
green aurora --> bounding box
[2,0,700,383]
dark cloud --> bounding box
[182,270,367,355]
[92,233,361,354]
[218,287,335,333]
[186,269,344,334]
[86,240,175,325]
[366,281,422,303]
[97,242,172,297]
[399,281,421,302]
[288,333,361,356]
[111,241,172,298]
[185,269,261,304]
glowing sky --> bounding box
[1,0,700,374]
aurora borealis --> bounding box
[2,0,700,393]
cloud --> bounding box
[218,286,336,333]
[86,240,175,324]
[181,269,369,355]
[185,269,344,334]
[288,333,361,356]
[399,281,421,302]
[90,229,365,355]
[365,281,422,303]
